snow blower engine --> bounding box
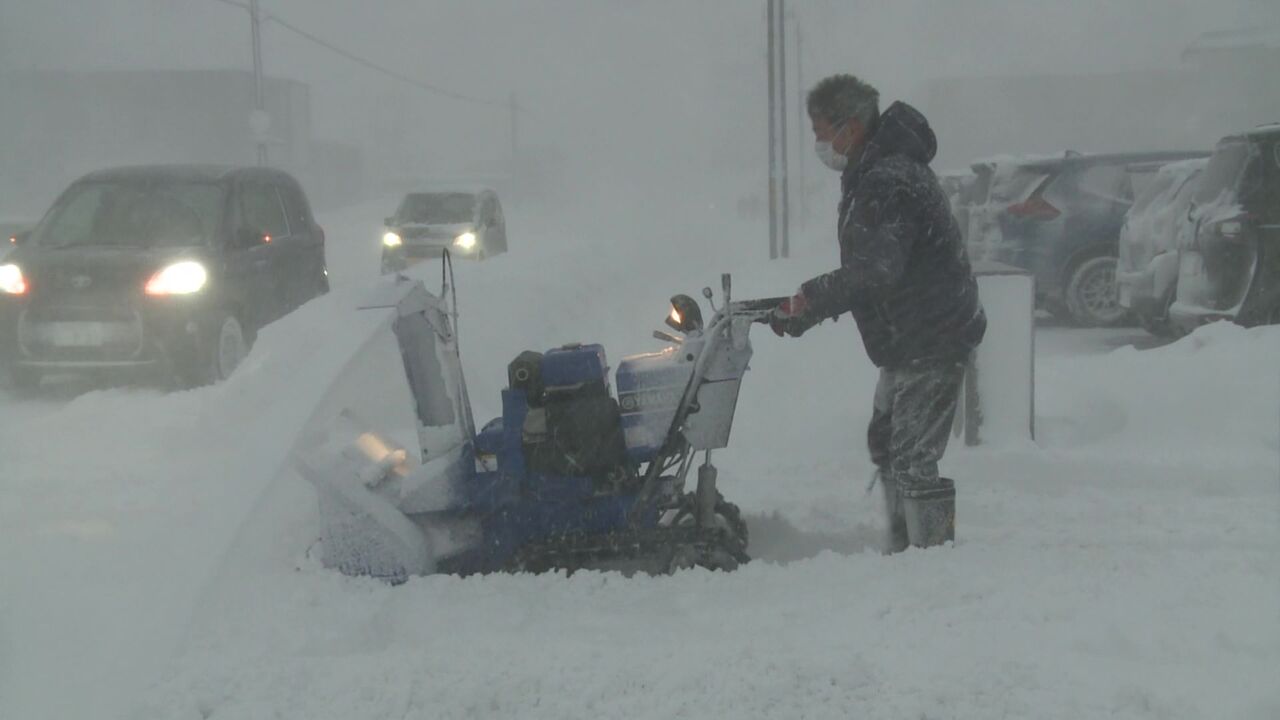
[296,273,781,580]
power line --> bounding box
[207,0,505,108]
[264,12,505,108]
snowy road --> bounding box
[1,196,1277,720]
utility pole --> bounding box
[766,0,778,260]
[795,19,806,231]
[777,0,790,259]
[509,91,520,174]
[249,0,268,166]
[766,0,792,259]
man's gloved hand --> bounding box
[770,291,818,338]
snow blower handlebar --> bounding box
[628,288,787,524]
[730,296,791,320]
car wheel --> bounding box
[1137,312,1168,337]
[1266,302,1280,326]
[1064,255,1128,327]
[380,255,403,276]
[212,314,249,382]
[1136,290,1181,338]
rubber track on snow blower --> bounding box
[507,523,749,575]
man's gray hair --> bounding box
[807,74,880,129]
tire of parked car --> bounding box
[1135,291,1184,339]
[210,313,250,383]
[1260,302,1280,327]
[1137,312,1171,338]
[177,311,252,388]
[1064,254,1129,327]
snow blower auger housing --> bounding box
[297,273,781,581]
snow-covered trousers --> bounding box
[867,360,965,490]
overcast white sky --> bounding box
[1,1,1276,206]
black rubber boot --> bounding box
[902,478,956,549]
[879,471,909,554]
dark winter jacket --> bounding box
[802,101,986,368]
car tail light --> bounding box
[1004,196,1060,220]
[316,224,326,244]
[1214,214,1254,240]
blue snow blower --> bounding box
[295,272,780,580]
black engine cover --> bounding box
[525,384,630,479]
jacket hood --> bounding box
[847,101,937,177]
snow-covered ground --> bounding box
[1,191,1277,720]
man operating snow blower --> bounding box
[771,74,986,552]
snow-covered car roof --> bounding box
[1183,26,1280,57]
[1151,157,1209,177]
[402,186,496,197]
[970,151,1208,175]
[1242,123,1280,138]
[1020,151,1208,173]
[78,164,299,185]
[969,151,1079,172]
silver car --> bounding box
[1116,158,1206,336]
[380,189,508,272]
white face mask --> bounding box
[815,121,851,171]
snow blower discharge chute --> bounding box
[296,274,782,581]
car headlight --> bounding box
[382,231,403,248]
[454,232,477,250]
[145,261,208,296]
[0,263,26,295]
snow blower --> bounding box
[295,271,780,581]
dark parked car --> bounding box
[969,151,1208,326]
[3,221,35,251]
[0,165,328,389]
[962,152,1078,252]
[381,189,507,273]
[1116,158,1207,336]
[1170,125,1280,331]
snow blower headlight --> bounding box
[665,294,703,333]
[382,231,403,248]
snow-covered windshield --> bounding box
[1074,164,1133,205]
[1195,140,1251,204]
[32,180,223,249]
[397,193,476,224]
[988,166,1048,204]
